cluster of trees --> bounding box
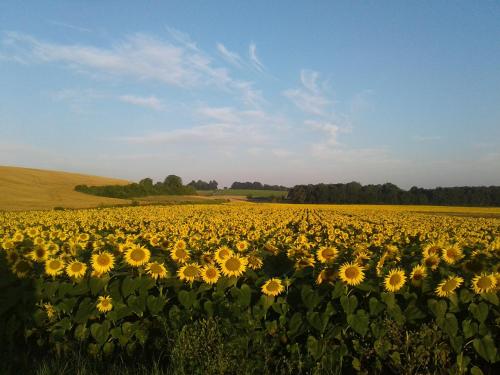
[187,180,218,190]
[75,175,196,199]
[231,181,288,191]
[286,182,500,206]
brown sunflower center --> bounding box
[389,274,402,285]
[97,255,111,266]
[183,265,199,277]
[477,277,492,289]
[149,263,163,274]
[225,258,241,271]
[266,281,280,292]
[130,249,145,261]
[71,263,83,272]
[345,266,359,279]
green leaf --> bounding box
[137,277,156,294]
[459,289,473,304]
[428,299,447,319]
[331,281,345,299]
[481,292,499,306]
[470,366,484,375]
[237,283,252,308]
[203,300,214,316]
[121,276,137,297]
[369,297,385,316]
[442,313,458,338]
[469,302,488,323]
[74,324,89,341]
[74,298,96,324]
[347,309,369,337]
[90,320,110,345]
[307,335,323,360]
[178,290,195,309]
[288,312,303,335]
[381,292,396,309]
[89,277,107,296]
[307,312,323,332]
[127,294,146,315]
[301,285,321,310]
[340,295,358,315]
[462,319,478,339]
[146,295,166,315]
[473,335,497,363]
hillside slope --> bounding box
[0,166,130,211]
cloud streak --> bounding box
[249,42,264,72]
[119,95,164,111]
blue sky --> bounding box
[1,1,499,188]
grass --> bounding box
[134,195,229,205]
[0,165,130,211]
[197,189,288,198]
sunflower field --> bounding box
[1,204,499,374]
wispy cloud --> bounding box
[283,69,332,116]
[1,30,262,106]
[249,42,264,72]
[119,95,164,111]
[48,20,92,33]
[306,120,342,146]
[216,43,242,67]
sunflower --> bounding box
[316,246,338,263]
[91,252,115,274]
[435,276,464,297]
[177,263,201,283]
[45,258,65,277]
[214,246,233,263]
[339,262,365,286]
[247,254,263,270]
[295,256,315,270]
[125,245,151,267]
[316,268,337,285]
[235,240,249,252]
[170,246,190,264]
[471,273,497,294]
[220,255,248,277]
[11,259,32,278]
[96,296,113,313]
[384,268,406,292]
[442,244,463,264]
[201,265,220,284]
[66,260,87,278]
[43,303,56,320]
[423,243,442,258]
[28,247,49,262]
[424,254,440,270]
[12,232,24,242]
[410,264,427,286]
[145,261,168,280]
[261,278,285,297]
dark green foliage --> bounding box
[287,182,500,206]
[75,175,196,199]
[231,181,289,191]
[187,179,218,190]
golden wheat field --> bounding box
[0,166,130,211]
[1,203,499,373]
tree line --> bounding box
[231,181,289,191]
[187,180,218,190]
[286,182,500,206]
[75,175,196,199]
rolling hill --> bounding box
[0,166,130,211]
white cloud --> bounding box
[1,30,262,107]
[306,120,342,146]
[119,95,164,111]
[283,69,332,116]
[249,42,264,71]
[216,43,242,67]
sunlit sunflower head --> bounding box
[384,268,406,292]
[45,258,65,277]
[33,237,44,246]
[174,239,187,251]
[91,252,115,274]
[471,273,497,294]
[12,232,24,242]
[146,261,168,280]
[11,259,32,278]
[435,275,464,297]
[28,247,49,262]
[66,260,87,278]
[78,233,90,242]
[220,255,248,277]
[339,262,365,286]
[261,278,285,297]
[316,246,338,263]
[177,263,201,283]
[423,243,442,258]
[235,240,249,252]
[316,268,337,285]
[214,246,233,263]
[97,295,113,313]
[247,254,263,270]
[170,246,190,264]
[125,245,151,267]
[410,264,427,286]
[295,256,315,270]
[424,254,440,270]
[27,228,40,238]
[44,242,60,256]
[201,265,220,284]
[442,244,463,264]
[1,239,14,251]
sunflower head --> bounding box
[316,246,338,263]
[11,259,32,278]
[339,262,365,286]
[442,244,463,264]
[170,246,190,264]
[97,295,113,313]
[45,258,65,277]
[125,245,151,267]
[261,278,285,297]
[146,261,168,280]
[201,265,220,284]
[316,268,337,285]
[435,276,464,297]
[66,260,87,278]
[410,264,427,286]
[178,263,201,283]
[91,252,115,274]
[471,273,497,294]
[384,268,406,292]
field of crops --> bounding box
[1,204,499,374]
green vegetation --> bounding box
[75,175,196,199]
[199,189,288,198]
[287,182,500,206]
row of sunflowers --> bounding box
[1,204,498,373]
